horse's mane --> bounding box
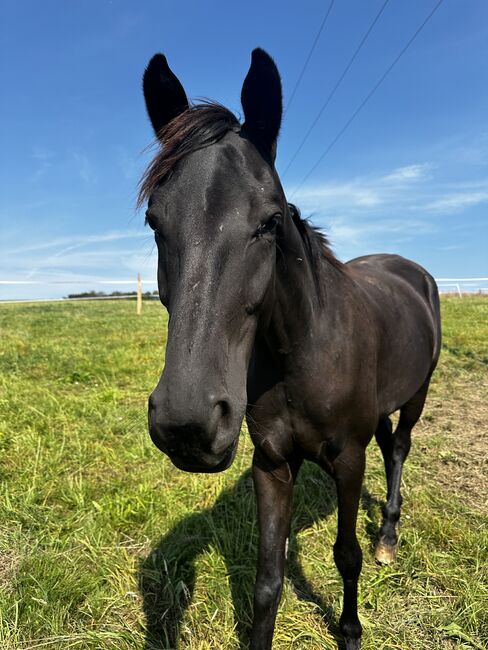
[288,203,344,276]
[137,103,343,284]
[137,102,240,208]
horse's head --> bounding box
[141,50,285,472]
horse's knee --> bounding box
[254,576,283,612]
[333,537,362,580]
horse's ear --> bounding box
[241,48,282,162]
[143,54,189,138]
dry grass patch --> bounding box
[0,551,20,593]
[416,377,488,514]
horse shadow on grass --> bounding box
[138,462,381,650]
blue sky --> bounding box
[1,0,487,299]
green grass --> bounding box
[0,296,487,649]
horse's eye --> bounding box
[145,211,157,230]
[255,214,280,238]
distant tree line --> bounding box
[65,290,159,299]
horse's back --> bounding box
[349,254,434,299]
[346,254,441,414]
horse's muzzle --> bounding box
[147,393,240,473]
[165,437,238,473]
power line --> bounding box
[285,0,335,113]
[289,0,445,199]
[282,0,391,179]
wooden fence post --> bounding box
[137,273,142,315]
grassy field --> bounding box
[0,296,486,650]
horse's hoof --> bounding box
[344,638,361,650]
[375,540,397,565]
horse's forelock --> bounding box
[137,102,240,208]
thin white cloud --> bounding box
[326,216,434,250]
[116,148,142,181]
[0,228,155,287]
[5,230,148,256]
[286,162,488,257]
[380,163,433,183]
[429,130,488,168]
[31,146,54,182]
[290,164,488,221]
[22,248,157,272]
[294,182,382,208]
[438,244,465,251]
[424,190,488,212]
[73,151,96,184]
[290,162,433,215]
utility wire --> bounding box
[282,0,391,179]
[289,0,445,199]
[286,0,335,113]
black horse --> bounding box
[140,49,441,649]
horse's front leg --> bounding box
[332,443,366,650]
[250,448,301,649]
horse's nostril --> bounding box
[216,399,231,419]
[208,398,235,456]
